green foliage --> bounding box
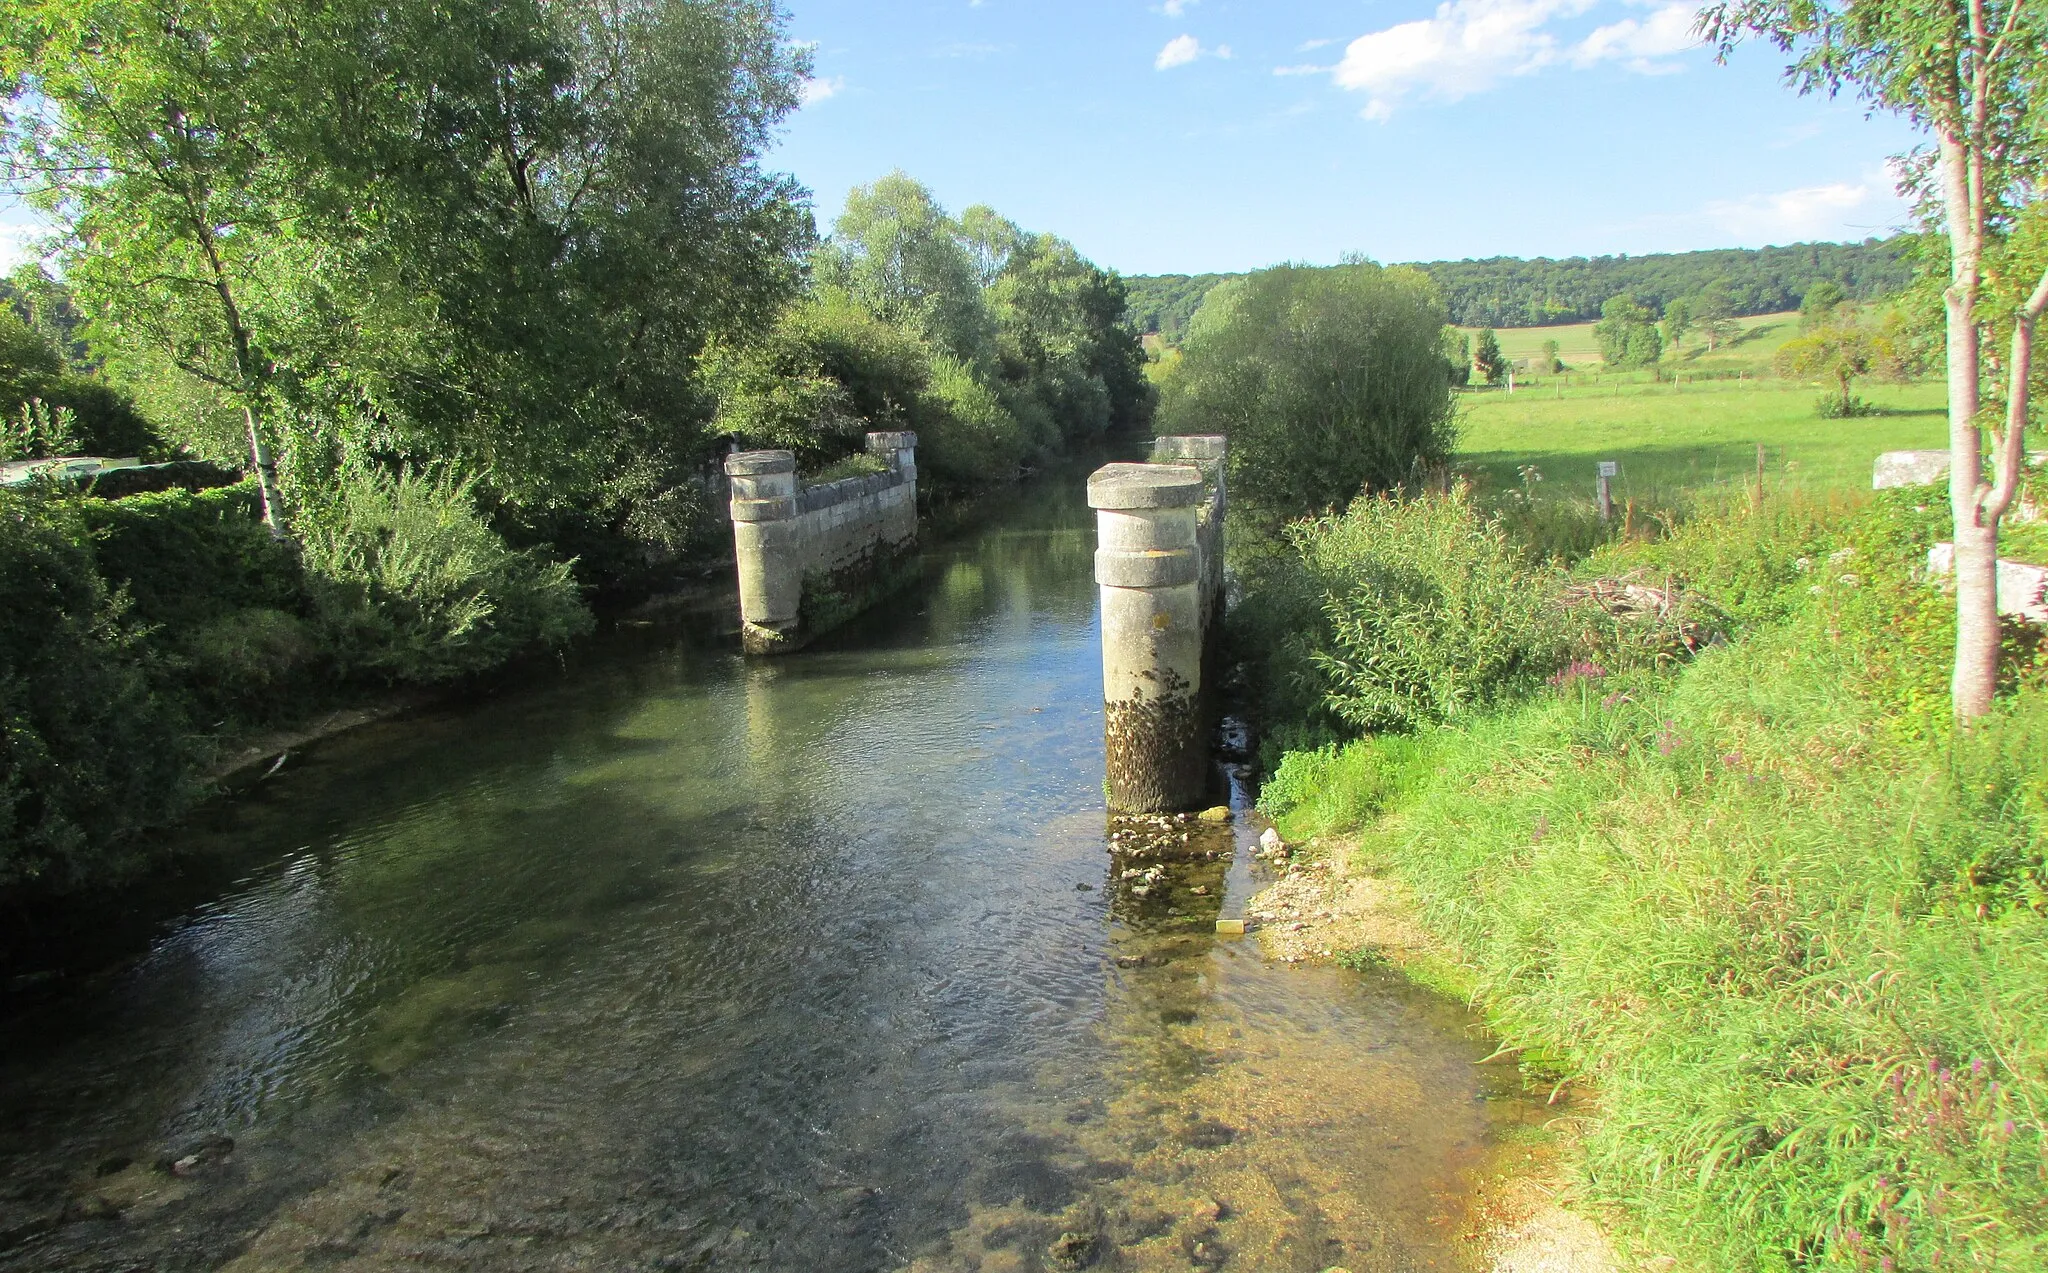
[922,356,1027,487]
[1800,279,1847,328]
[1160,262,1458,522]
[816,171,994,366]
[1473,327,1507,384]
[803,452,888,487]
[1594,295,1665,367]
[1,398,78,461]
[1286,488,1573,732]
[1776,321,1882,413]
[715,181,1150,499]
[1124,240,1914,336]
[0,492,193,892]
[298,468,592,685]
[0,310,158,458]
[6,0,812,561]
[1265,492,2048,1269]
[1234,487,1573,747]
[1443,328,1473,386]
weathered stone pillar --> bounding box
[867,431,919,548]
[1151,435,1228,628]
[867,430,917,483]
[726,450,801,655]
[1090,462,1209,813]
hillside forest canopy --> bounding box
[1126,238,1916,342]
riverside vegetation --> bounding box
[0,1,1147,903]
[1157,254,2046,1264]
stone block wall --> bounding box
[726,432,918,654]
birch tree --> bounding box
[1702,0,2048,720]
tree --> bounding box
[1158,262,1458,522]
[1693,278,1740,350]
[1706,0,2048,721]
[1443,328,1473,386]
[1661,297,1693,357]
[1776,322,1884,414]
[4,0,812,538]
[1594,296,1664,367]
[1473,327,1508,384]
[3,0,313,531]
[1540,338,1562,373]
[817,171,993,366]
[1800,278,1848,328]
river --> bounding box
[0,473,1541,1272]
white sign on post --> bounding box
[1597,461,1618,478]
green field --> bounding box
[1461,310,1805,379]
[1454,376,1949,505]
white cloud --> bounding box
[1161,0,1198,15]
[1572,4,1700,71]
[799,75,845,106]
[1156,34,1206,69]
[1333,0,1595,119]
[1298,38,1336,52]
[1273,63,1331,77]
[1332,0,1708,118]
[1701,181,1896,242]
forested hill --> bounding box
[1125,237,1915,340]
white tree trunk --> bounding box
[1939,125,2000,721]
[244,403,288,539]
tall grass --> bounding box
[1263,491,2048,1270]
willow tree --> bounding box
[4,0,811,534]
[1704,0,2048,720]
[1159,262,1458,523]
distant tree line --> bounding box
[1126,238,1916,341]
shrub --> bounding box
[0,493,192,892]
[299,467,592,684]
[1278,486,1572,734]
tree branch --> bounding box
[1985,265,2048,521]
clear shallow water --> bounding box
[0,479,1537,1272]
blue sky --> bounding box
[0,0,1929,278]
[773,0,1926,276]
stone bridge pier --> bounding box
[1088,436,1228,813]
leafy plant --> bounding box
[1,398,79,461]
[298,467,591,684]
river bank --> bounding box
[1239,831,1625,1273]
[1243,484,2048,1269]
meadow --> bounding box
[1455,377,1949,504]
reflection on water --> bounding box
[0,478,1535,1272]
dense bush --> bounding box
[298,468,592,684]
[0,494,192,892]
[1159,262,1458,523]
[1262,491,2048,1270]
[1235,486,1573,746]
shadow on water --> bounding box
[0,464,1542,1273]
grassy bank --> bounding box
[1255,489,2048,1270]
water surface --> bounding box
[0,478,1536,1272]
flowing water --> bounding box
[0,476,1542,1272]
